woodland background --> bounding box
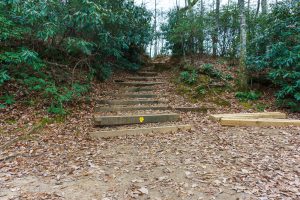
[0,0,299,114]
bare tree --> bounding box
[261,0,267,15]
[154,0,158,57]
[256,0,261,17]
[179,0,199,12]
[212,0,220,56]
[238,0,248,89]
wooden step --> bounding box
[117,81,164,86]
[94,113,180,126]
[97,99,168,105]
[127,77,162,81]
[221,118,300,127]
[141,67,155,71]
[125,87,155,92]
[95,105,171,112]
[173,107,215,113]
[210,112,287,121]
[116,93,158,98]
[90,125,192,138]
[138,72,158,76]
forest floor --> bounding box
[0,57,300,200]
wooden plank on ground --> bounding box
[173,107,215,113]
[95,105,171,112]
[90,124,193,138]
[221,118,300,127]
[140,67,155,72]
[125,87,155,92]
[97,99,167,105]
[138,72,158,76]
[127,77,162,81]
[117,81,164,86]
[94,113,180,126]
[210,112,287,121]
[116,93,158,98]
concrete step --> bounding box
[97,99,168,105]
[90,124,192,138]
[95,105,171,112]
[117,81,164,87]
[138,72,158,76]
[94,113,180,126]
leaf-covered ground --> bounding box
[0,66,300,199]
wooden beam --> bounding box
[125,87,155,92]
[94,113,180,126]
[210,112,287,121]
[127,77,162,81]
[138,72,158,76]
[95,105,171,112]
[90,125,193,138]
[115,93,158,98]
[173,107,215,113]
[221,118,300,127]
[97,99,167,105]
[117,81,164,86]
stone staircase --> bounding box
[90,66,193,138]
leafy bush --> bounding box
[196,86,207,95]
[235,91,261,101]
[0,94,15,108]
[201,64,223,79]
[0,0,152,114]
[0,70,10,85]
[224,74,233,81]
[247,3,300,111]
[179,70,198,85]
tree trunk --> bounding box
[261,0,267,15]
[154,0,158,57]
[199,0,204,54]
[238,0,248,90]
[256,0,260,17]
[212,0,220,57]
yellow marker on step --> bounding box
[139,117,145,123]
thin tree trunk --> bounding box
[212,0,220,57]
[261,0,267,15]
[238,0,248,90]
[199,0,204,54]
[256,0,260,17]
[154,0,157,57]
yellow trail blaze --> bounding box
[139,117,145,123]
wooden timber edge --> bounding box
[89,124,193,139]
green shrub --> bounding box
[224,74,233,80]
[196,86,207,95]
[0,1,152,114]
[0,70,10,85]
[235,91,261,101]
[247,3,300,111]
[0,94,15,108]
[179,70,198,85]
[202,64,223,79]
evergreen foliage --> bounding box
[0,0,152,113]
[162,1,300,111]
[247,3,300,111]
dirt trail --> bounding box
[0,63,299,200]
